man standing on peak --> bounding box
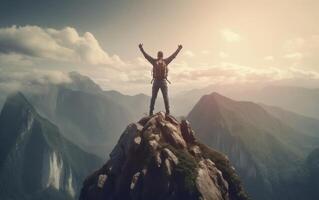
[139,43,183,116]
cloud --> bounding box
[0,68,71,93]
[283,35,319,58]
[183,50,195,58]
[284,52,303,60]
[220,29,242,42]
[162,60,319,88]
[201,50,211,55]
[0,53,33,66]
[219,51,229,58]
[0,25,124,66]
[283,36,319,54]
[288,67,319,79]
[283,38,305,52]
[264,56,274,61]
[135,57,151,67]
[168,62,279,84]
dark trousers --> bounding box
[150,79,170,114]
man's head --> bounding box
[157,51,163,59]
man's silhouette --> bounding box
[139,43,183,116]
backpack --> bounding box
[152,59,168,80]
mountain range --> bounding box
[1,72,319,199]
[187,92,319,199]
[172,84,319,118]
[14,72,149,158]
[0,92,102,200]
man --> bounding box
[139,43,183,116]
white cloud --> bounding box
[135,57,151,67]
[220,29,242,42]
[168,62,279,84]
[264,56,274,61]
[201,50,211,55]
[283,37,305,52]
[183,50,195,58]
[219,51,229,58]
[0,69,71,93]
[284,52,303,60]
[164,60,319,88]
[170,60,190,68]
[281,36,319,71]
[0,25,124,66]
[283,36,319,54]
[0,53,33,66]
[289,67,319,79]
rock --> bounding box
[109,123,139,158]
[97,174,107,188]
[196,160,229,200]
[79,112,248,200]
[130,172,141,190]
[158,111,166,118]
[162,148,179,165]
[190,145,202,157]
[161,123,187,149]
[204,159,229,198]
[163,158,173,176]
[130,172,144,200]
[148,139,159,152]
[154,151,162,167]
[181,119,196,144]
[138,116,151,126]
[134,136,141,145]
[148,132,161,142]
[108,123,140,176]
[143,115,158,129]
[165,114,180,126]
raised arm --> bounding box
[139,43,155,64]
[165,45,183,64]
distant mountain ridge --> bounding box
[243,86,319,119]
[1,72,319,199]
[173,84,319,118]
[187,92,319,200]
[261,104,319,137]
[19,72,150,158]
[0,92,102,200]
[55,87,132,157]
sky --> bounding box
[0,0,319,95]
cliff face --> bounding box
[79,112,248,200]
[0,93,102,200]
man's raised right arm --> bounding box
[139,43,154,64]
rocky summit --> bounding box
[79,112,248,200]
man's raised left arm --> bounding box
[165,45,183,64]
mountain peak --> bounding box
[204,92,234,103]
[80,112,248,200]
[66,71,102,92]
[210,91,225,97]
[4,91,35,111]
[195,92,235,111]
[0,92,102,199]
